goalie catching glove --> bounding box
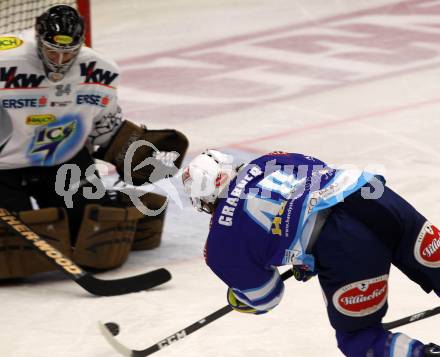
[227,288,268,315]
[95,120,189,186]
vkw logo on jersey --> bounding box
[0,67,45,88]
[80,61,118,86]
[332,275,388,317]
[414,222,440,268]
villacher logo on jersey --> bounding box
[332,275,388,317]
[414,221,440,268]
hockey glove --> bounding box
[227,288,267,315]
[425,343,440,356]
[291,264,315,282]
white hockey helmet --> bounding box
[182,150,236,213]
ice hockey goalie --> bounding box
[0,5,188,278]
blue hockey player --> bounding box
[181,149,440,357]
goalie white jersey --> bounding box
[0,30,122,169]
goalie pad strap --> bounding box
[19,208,61,224]
[88,205,143,222]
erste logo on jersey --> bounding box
[76,91,112,107]
[1,95,48,109]
[414,222,440,268]
[0,67,44,88]
[0,37,23,51]
[80,61,118,86]
[332,275,388,317]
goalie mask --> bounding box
[35,5,85,81]
[182,150,237,214]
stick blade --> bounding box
[99,321,133,357]
[78,268,172,296]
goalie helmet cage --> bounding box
[0,0,92,46]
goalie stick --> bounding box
[99,269,440,357]
[0,208,171,296]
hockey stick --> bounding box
[99,304,440,357]
[0,208,171,296]
[382,305,440,330]
[99,270,440,357]
[99,269,294,356]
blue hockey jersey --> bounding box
[205,152,379,312]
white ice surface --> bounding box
[1,0,440,356]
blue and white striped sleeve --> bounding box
[228,268,284,312]
[387,333,425,357]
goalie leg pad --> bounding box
[97,120,189,186]
[116,191,167,250]
[133,193,167,250]
[0,208,71,279]
[72,204,143,270]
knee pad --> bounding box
[131,192,167,251]
[0,208,71,279]
[115,190,167,251]
[72,204,142,270]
